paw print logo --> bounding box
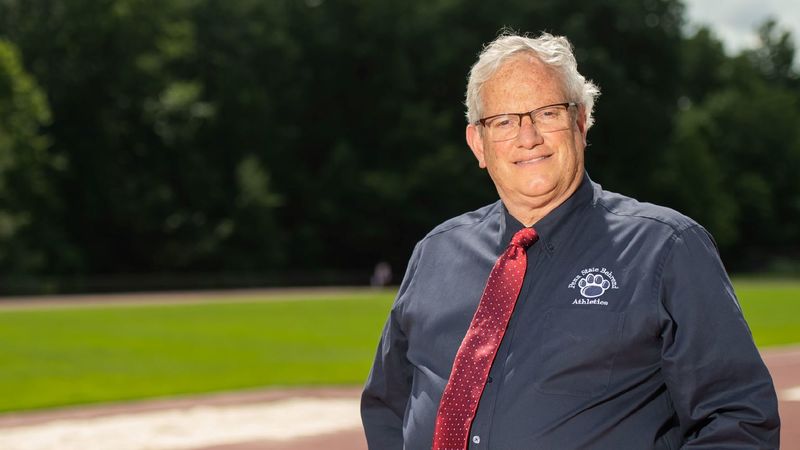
[578,274,611,298]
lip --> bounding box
[514,155,551,165]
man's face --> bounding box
[466,55,587,218]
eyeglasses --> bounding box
[476,102,577,142]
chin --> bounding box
[519,180,556,198]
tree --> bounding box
[746,19,799,89]
[0,39,71,274]
[1,1,795,286]
[0,0,287,276]
[657,20,800,269]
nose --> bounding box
[516,115,543,147]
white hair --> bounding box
[465,31,601,130]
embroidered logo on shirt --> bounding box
[578,274,610,297]
[568,267,618,305]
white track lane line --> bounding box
[784,386,800,402]
[0,397,361,450]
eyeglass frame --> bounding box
[474,102,579,140]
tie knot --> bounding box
[511,227,538,249]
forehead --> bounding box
[481,54,565,114]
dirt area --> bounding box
[1,345,796,450]
[0,289,796,449]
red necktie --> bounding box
[432,227,538,450]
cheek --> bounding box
[557,138,582,165]
[483,145,505,167]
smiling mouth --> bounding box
[515,155,550,165]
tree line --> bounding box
[0,0,798,293]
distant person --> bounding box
[361,31,780,449]
[371,261,393,287]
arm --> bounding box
[658,225,780,448]
[361,243,420,449]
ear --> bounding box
[575,105,588,146]
[466,123,487,169]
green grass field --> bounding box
[732,278,800,347]
[0,291,396,413]
[0,279,797,413]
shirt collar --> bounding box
[499,172,595,254]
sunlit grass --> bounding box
[733,278,800,348]
[0,278,796,413]
[0,291,394,412]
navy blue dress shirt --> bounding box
[361,174,780,449]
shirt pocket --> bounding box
[533,308,625,397]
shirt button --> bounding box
[473,435,481,444]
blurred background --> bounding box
[2,2,800,449]
[0,0,798,296]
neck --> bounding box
[504,201,558,227]
[501,175,584,227]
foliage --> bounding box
[0,39,70,273]
[653,21,800,268]
[0,1,797,283]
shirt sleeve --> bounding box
[658,225,781,448]
[360,241,421,449]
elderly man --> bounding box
[361,32,780,449]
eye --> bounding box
[538,108,562,120]
[489,116,515,129]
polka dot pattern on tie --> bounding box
[432,227,538,450]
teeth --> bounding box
[517,156,547,164]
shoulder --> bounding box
[592,182,698,235]
[422,200,504,241]
[396,201,503,303]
